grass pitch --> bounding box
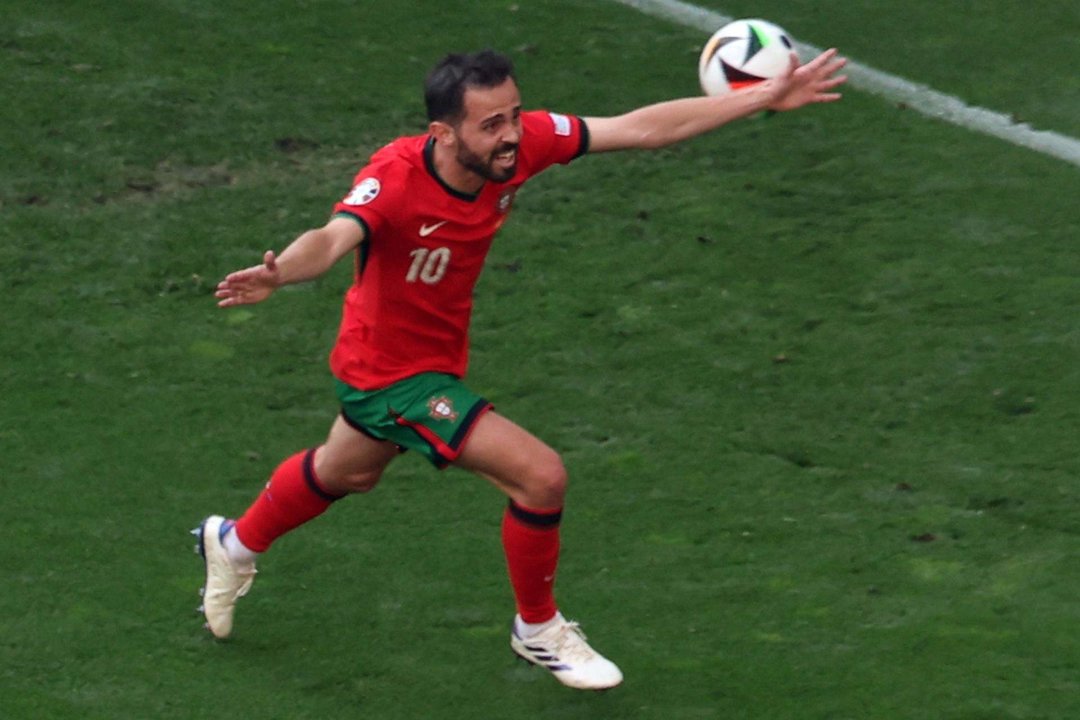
[2,2,1079,719]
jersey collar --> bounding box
[424,136,481,203]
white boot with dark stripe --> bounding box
[193,515,256,639]
[510,613,623,690]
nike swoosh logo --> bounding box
[419,220,448,237]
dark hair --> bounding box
[424,50,516,123]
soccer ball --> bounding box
[698,19,797,96]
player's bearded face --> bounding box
[453,79,522,183]
[455,137,519,182]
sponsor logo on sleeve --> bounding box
[548,112,572,137]
[344,177,381,205]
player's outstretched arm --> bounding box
[215,216,365,307]
[584,48,847,153]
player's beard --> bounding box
[456,141,518,183]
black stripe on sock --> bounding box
[508,500,562,528]
[302,448,344,502]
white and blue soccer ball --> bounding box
[698,19,797,96]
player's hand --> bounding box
[765,48,848,112]
[215,250,281,307]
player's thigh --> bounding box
[314,414,400,493]
[455,411,567,507]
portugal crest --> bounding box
[497,188,516,213]
[427,396,458,422]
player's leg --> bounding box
[230,414,400,552]
[455,410,567,507]
[455,411,565,623]
[197,414,399,638]
[454,412,623,690]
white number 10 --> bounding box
[406,247,451,285]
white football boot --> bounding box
[193,515,256,639]
[511,614,623,690]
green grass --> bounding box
[695,0,1080,137]
[3,1,1079,718]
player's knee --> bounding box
[324,467,384,495]
[524,451,567,506]
[347,469,384,494]
[347,478,379,494]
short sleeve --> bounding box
[517,111,590,179]
[332,170,390,237]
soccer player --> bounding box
[198,48,846,690]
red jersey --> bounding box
[329,110,590,390]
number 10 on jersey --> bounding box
[407,247,451,284]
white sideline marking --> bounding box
[611,0,1080,167]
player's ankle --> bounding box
[515,611,563,638]
[223,524,259,566]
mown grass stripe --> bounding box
[612,0,1080,167]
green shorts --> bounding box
[335,373,493,468]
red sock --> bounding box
[234,449,343,553]
[502,501,562,624]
